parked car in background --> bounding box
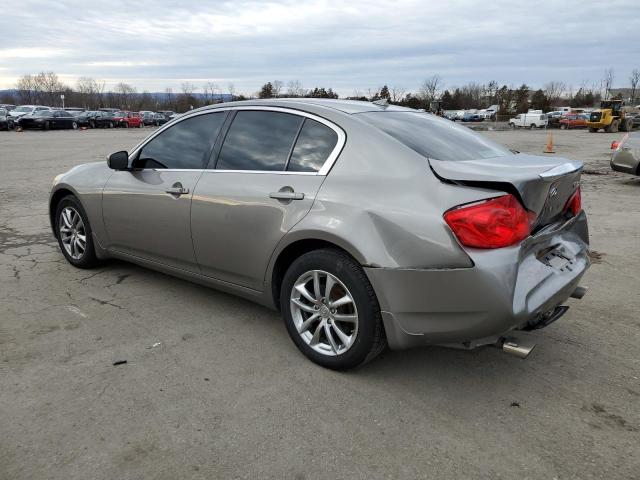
[93,111,117,128]
[142,112,169,126]
[113,111,143,128]
[17,109,79,130]
[560,114,588,130]
[611,133,640,175]
[0,108,15,130]
[462,113,484,122]
[546,111,563,128]
[64,107,86,114]
[69,110,93,128]
[0,104,16,111]
[9,105,51,121]
[49,99,589,369]
[630,113,640,129]
[509,113,548,129]
[158,110,178,120]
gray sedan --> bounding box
[49,99,590,369]
[611,132,640,176]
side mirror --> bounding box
[108,151,129,170]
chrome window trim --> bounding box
[128,106,346,176]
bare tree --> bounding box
[202,82,219,103]
[115,82,137,109]
[227,83,236,101]
[15,74,38,104]
[390,86,407,103]
[272,80,284,98]
[544,80,566,106]
[418,75,442,104]
[286,80,305,97]
[602,68,614,100]
[76,77,104,109]
[630,68,640,104]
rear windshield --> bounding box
[357,111,512,161]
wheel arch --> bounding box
[268,235,367,311]
[49,185,82,237]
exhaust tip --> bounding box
[501,337,536,359]
[571,286,588,299]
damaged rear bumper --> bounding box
[364,211,590,350]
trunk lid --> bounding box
[429,154,582,229]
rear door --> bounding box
[102,111,227,271]
[191,108,343,290]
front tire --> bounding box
[280,248,386,370]
[54,196,99,269]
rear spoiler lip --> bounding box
[539,161,583,179]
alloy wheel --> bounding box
[289,270,358,356]
[59,207,87,260]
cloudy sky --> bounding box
[1,0,638,96]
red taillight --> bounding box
[566,186,581,216]
[443,194,533,249]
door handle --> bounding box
[269,191,304,200]
[166,184,189,196]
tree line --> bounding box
[2,68,639,114]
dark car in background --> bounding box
[17,109,79,130]
[0,108,15,130]
[546,111,563,128]
[142,112,169,126]
[93,111,117,128]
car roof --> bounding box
[194,98,415,115]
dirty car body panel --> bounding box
[50,98,590,359]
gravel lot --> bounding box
[1,127,638,479]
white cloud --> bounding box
[0,0,638,94]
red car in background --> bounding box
[113,111,143,128]
[559,113,588,129]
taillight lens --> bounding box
[444,194,532,249]
[566,186,581,216]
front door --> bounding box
[191,109,342,291]
[102,111,228,271]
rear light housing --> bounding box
[565,186,582,216]
[443,194,533,249]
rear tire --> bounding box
[54,195,100,269]
[72,121,78,130]
[589,127,598,132]
[280,248,386,370]
[530,123,536,129]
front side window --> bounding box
[216,111,303,171]
[287,118,338,172]
[137,112,226,169]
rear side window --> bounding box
[358,111,512,161]
[216,111,303,171]
[137,112,226,169]
[287,119,338,172]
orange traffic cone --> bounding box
[544,132,555,154]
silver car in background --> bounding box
[49,99,590,369]
[611,132,640,176]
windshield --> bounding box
[357,111,513,161]
[15,106,33,113]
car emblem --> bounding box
[549,187,558,198]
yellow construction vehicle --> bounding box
[586,100,634,133]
